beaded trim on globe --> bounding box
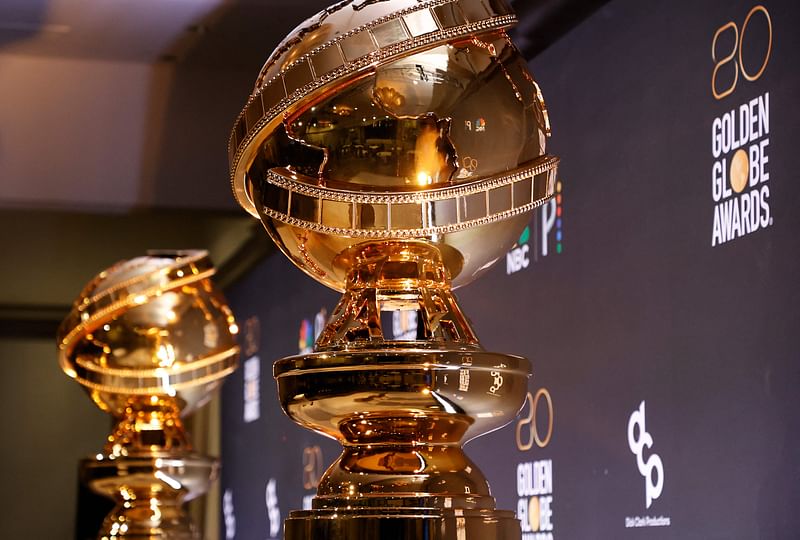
[59,252,213,349]
[229,0,517,216]
[269,155,559,204]
[70,348,239,395]
[257,156,558,238]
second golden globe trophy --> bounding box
[228,0,558,538]
[58,251,239,539]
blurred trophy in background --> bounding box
[229,0,558,538]
[58,251,239,539]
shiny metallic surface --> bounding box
[82,455,217,540]
[58,251,239,539]
[229,1,558,538]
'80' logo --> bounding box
[516,388,554,451]
[712,5,772,100]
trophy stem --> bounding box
[99,496,196,539]
[103,398,192,455]
[317,441,495,508]
[275,241,529,539]
[81,453,217,540]
[316,241,479,350]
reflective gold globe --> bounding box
[229,0,558,292]
[59,250,239,423]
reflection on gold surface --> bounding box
[374,86,406,109]
[229,1,559,538]
[59,251,239,539]
[413,115,455,186]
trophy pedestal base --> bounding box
[284,508,521,540]
[80,454,217,539]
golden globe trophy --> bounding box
[228,0,558,538]
[58,251,239,539]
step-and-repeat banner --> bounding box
[220,1,800,538]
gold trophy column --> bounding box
[227,0,559,538]
[58,251,239,539]
[276,241,530,538]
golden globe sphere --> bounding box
[59,250,239,539]
[58,250,239,419]
[229,0,558,292]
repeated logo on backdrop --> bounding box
[223,488,236,540]
[242,356,261,423]
[624,401,670,529]
[298,308,327,354]
[301,445,324,510]
[298,309,331,510]
[392,310,418,340]
[500,172,562,534]
[710,5,773,247]
[507,179,564,275]
[242,317,261,423]
[514,388,556,539]
[265,478,281,538]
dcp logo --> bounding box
[627,401,664,509]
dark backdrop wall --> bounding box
[219,1,800,538]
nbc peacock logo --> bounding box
[506,179,564,275]
[298,307,328,354]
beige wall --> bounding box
[0,336,224,539]
[0,53,162,208]
[0,337,108,538]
